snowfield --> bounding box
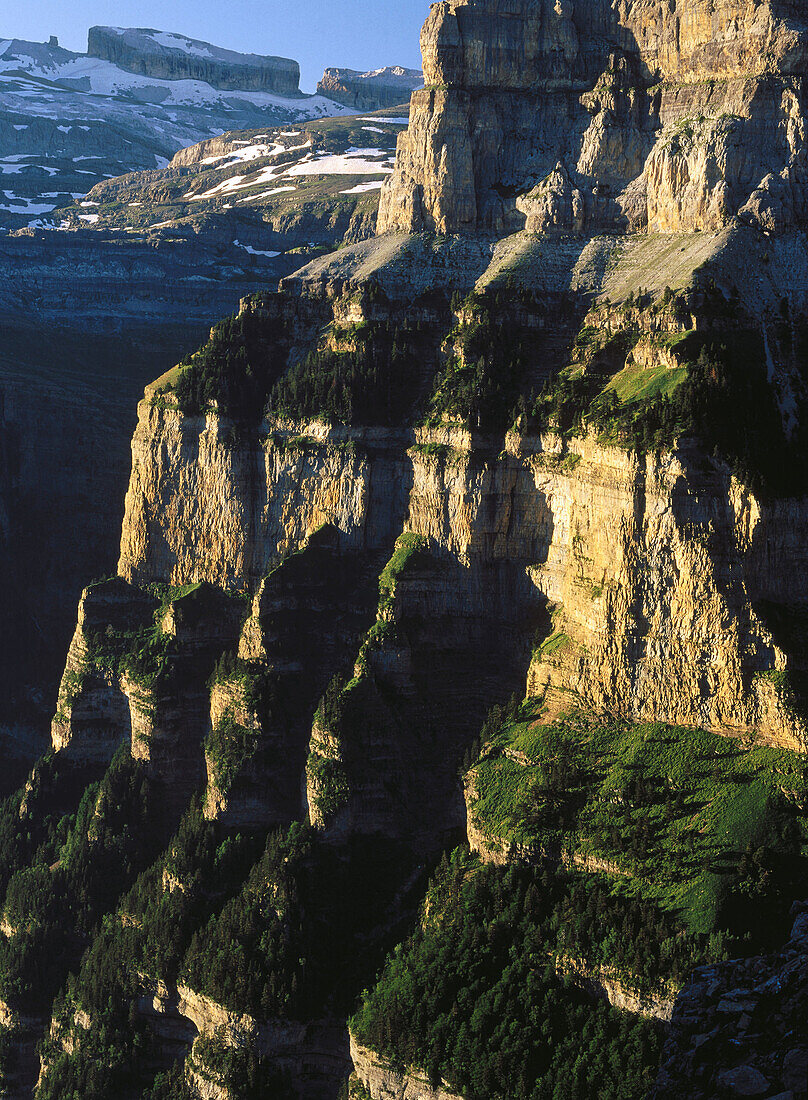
[183,143,393,201]
[0,32,353,230]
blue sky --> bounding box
[8,0,430,92]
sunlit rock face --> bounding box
[378,0,808,236]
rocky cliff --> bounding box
[652,905,808,1100]
[317,67,423,111]
[3,0,808,1097]
[378,0,808,236]
[87,27,301,95]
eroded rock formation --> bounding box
[378,0,808,237]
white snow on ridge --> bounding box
[201,141,287,166]
[0,41,354,118]
[284,153,393,176]
[357,117,409,125]
[151,31,215,58]
[238,186,296,202]
[185,143,392,201]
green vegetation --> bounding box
[525,299,808,496]
[307,746,350,820]
[268,318,428,426]
[605,359,688,404]
[37,804,263,1100]
[142,1064,196,1100]
[170,309,288,422]
[181,825,418,1020]
[378,532,429,614]
[426,290,536,433]
[0,754,105,904]
[205,658,294,795]
[351,854,665,1100]
[0,748,168,1016]
[82,582,210,691]
[204,720,262,794]
[189,1034,295,1099]
[469,708,808,941]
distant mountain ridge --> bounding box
[0,28,353,231]
[317,65,424,110]
[87,26,301,95]
[0,29,422,233]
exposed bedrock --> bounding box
[316,67,424,111]
[87,26,301,96]
[114,353,808,761]
[378,0,808,236]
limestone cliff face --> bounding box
[100,276,808,856]
[118,409,410,592]
[350,1036,463,1100]
[51,579,243,805]
[177,987,350,1100]
[378,0,808,236]
[317,67,424,111]
[87,27,301,95]
[108,370,808,849]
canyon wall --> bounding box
[378,0,808,236]
[110,291,808,765]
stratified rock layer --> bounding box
[88,27,300,95]
[378,0,808,236]
[114,294,808,759]
[317,67,423,111]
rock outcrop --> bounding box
[350,1036,464,1100]
[12,0,808,1095]
[378,0,808,236]
[652,904,808,1100]
[114,292,808,755]
[178,987,350,1100]
[317,67,423,111]
[87,27,301,95]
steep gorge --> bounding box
[2,0,808,1098]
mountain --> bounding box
[56,107,405,238]
[86,27,301,94]
[1,1,808,1099]
[0,106,403,771]
[317,66,424,111]
[0,29,351,232]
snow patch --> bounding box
[150,31,215,58]
[237,186,295,202]
[284,151,393,176]
[358,116,409,125]
[234,239,281,257]
[341,180,384,194]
